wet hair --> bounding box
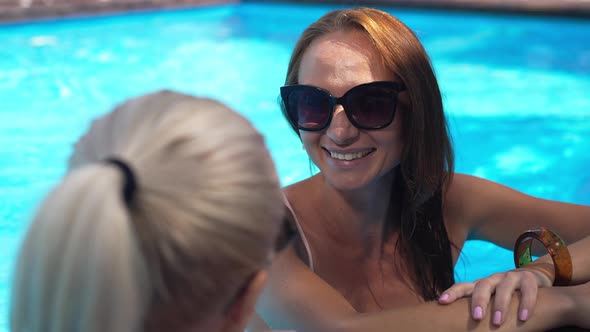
[10,91,284,331]
[282,8,455,300]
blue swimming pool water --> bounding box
[1,2,589,328]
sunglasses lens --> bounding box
[346,85,398,129]
[286,88,330,130]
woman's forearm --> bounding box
[261,246,587,332]
[340,287,576,332]
[533,234,590,285]
[566,235,590,284]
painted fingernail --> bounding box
[493,311,502,325]
[473,306,483,320]
[519,309,529,321]
[439,293,449,302]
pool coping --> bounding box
[254,0,590,18]
[278,0,590,18]
[1,0,590,23]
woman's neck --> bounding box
[313,169,398,250]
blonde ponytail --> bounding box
[10,91,283,332]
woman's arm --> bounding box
[441,174,590,324]
[257,246,356,332]
[348,284,588,332]
[442,172,590,324]
[446,174,590,253]
[439,235,590,328]
[534,234,590,285]
[256,244,588,332]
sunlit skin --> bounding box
[293,30,423,310]
[256,10,590,331]
[298,30,407,195]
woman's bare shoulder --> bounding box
[445,172,532,213]
[444,173,474,208]
[443,173,498,242]
[283,175,320,206]
[445,173,498,206]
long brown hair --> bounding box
[282,8,455,300]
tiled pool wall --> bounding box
[1,0,590,22]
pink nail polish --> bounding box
[473,306,483,320]
[439,293,449,302]
[519,309,529,321]
[493,311,502,325]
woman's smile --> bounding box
[322,147,376,170]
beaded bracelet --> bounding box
[513,227,572,286]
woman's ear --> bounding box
[221,270,268,332]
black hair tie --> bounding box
[104,157,137,205]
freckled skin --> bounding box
[298,30,406,192]
[262,10,590,330]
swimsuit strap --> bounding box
[283,192,315,271]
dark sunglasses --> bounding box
[280,81,406,131]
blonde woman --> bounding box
[10,90,286,332]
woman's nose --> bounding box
[326,105,359,145]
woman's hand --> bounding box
[438,267,553,326]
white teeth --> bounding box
[329,150,371,161]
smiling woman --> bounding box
[291,29,409,192]
[256,6,590,332]
[1,2,590,332]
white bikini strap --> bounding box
[283,192,314,271]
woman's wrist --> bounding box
[514,227,573,286]
[523,261,555,287]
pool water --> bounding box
[1,2,589,329]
